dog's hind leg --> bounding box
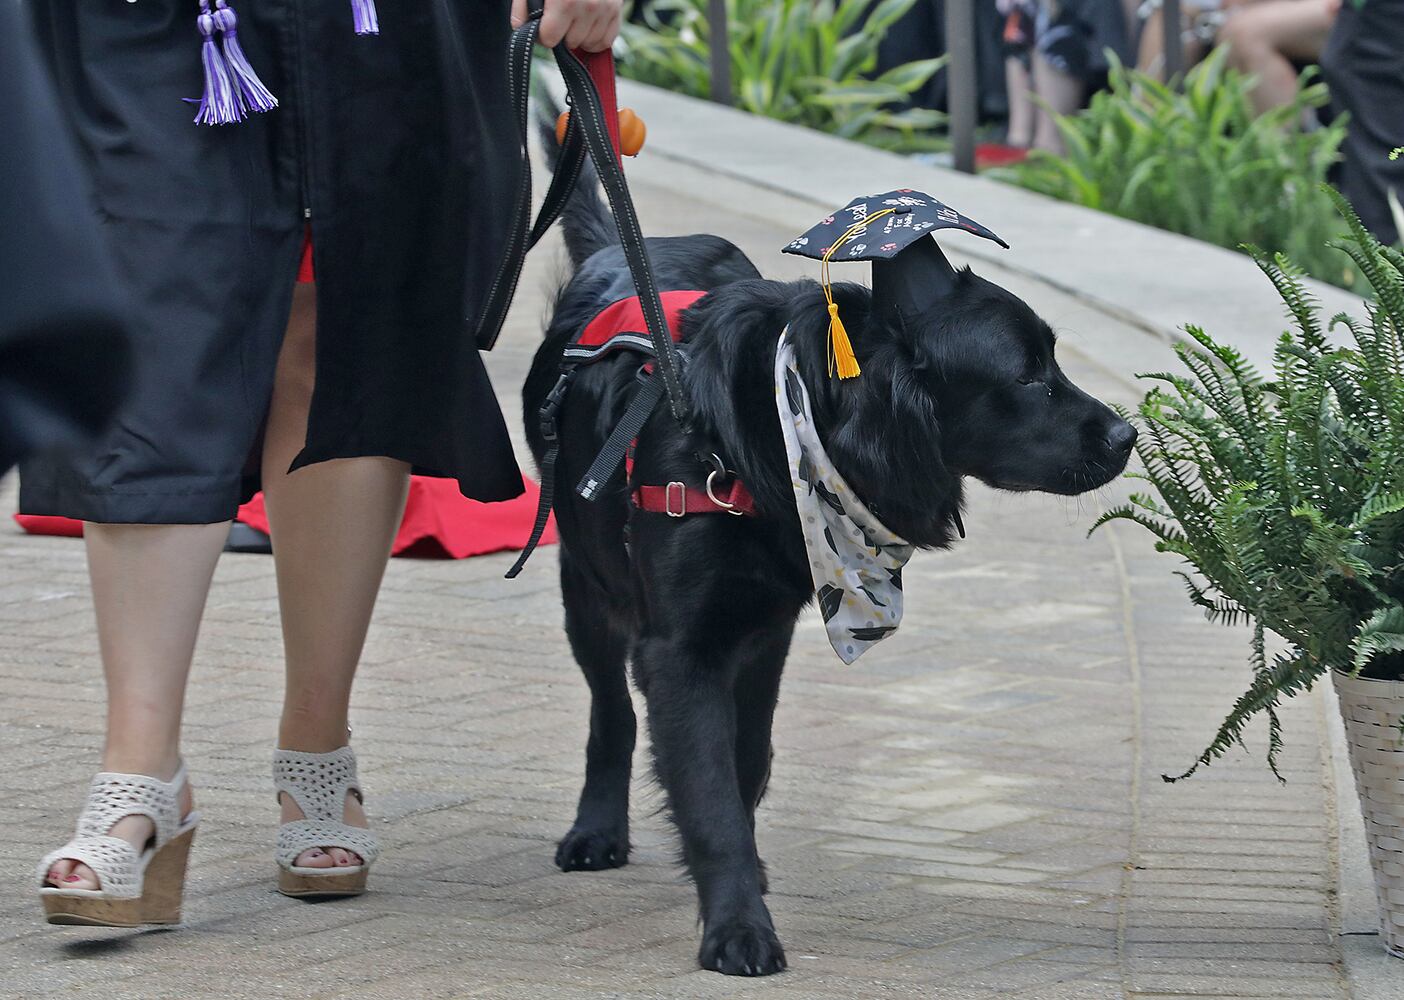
[555,552,636,872]
[732,629,790,896]
[637,634,787,977]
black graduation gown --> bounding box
[1,1,132,476]
[19,0,523,524]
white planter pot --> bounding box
[1333,669,1404,959]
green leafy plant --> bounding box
[1093,190,1404,781]
[618,0,945,152]
[1004,47,1360,290]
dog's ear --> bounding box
[870,236,960,327]
[790,293,962,545]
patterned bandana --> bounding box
[774,331,915,664]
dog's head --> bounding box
[792,243,1134,547]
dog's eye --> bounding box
[1018,376,1053,397]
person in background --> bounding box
[1135,0,1234,79]
[1221,0,1340,116]
[1135,0,1337,107]
[1321,0,1404,245]
[999,0,1137,155]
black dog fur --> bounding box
[522,147,1135,977]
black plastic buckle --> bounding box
[539,371,573,441]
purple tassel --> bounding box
[192,2,243,125]
[213,1,278,114]
[351,0,380,36]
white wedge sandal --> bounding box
[38,766,199,927]
[273,746,379,898]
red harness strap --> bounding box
[633,478,757,517]
[570,289,759,519]
[575,289,704,350]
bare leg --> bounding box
[42,522,219,888]
[1138,4,1166,77]
[1005,58,1036,147]
[1222,0,1337,117]
[263,284,410,868]
[1140,7,1213,79]
[1031,52,1085,155]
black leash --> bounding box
[478,4,690,434]
[498,7,697,578]
[505,370,572,579]
[479,4,579,353]
[546,49,692,429]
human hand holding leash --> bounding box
[511,0,622,51]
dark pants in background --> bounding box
[1322,0,1404,246]
[875,0,1009,121]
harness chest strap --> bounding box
[632,477,756,517]
[505,290,752,578]
[570,291,757,517]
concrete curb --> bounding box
[617,78,1368,373]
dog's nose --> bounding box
[1105,420,1138,454]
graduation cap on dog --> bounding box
[782,191,1010,379]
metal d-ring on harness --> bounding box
[491,3,737,579]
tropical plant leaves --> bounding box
[618,0,944,153]
[1354,607,1404,673]
[1094,199,1404,777]
[1001,50,1361,291]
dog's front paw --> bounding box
[554,825,629,871]
[699,919,787,976]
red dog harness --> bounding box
[570,291,756,517]
[508,289,756,575]
[570,290,701,360]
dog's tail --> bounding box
[537,90,619,269]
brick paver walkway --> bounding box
[0,160,1349,998]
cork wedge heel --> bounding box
[273,747,379,899]
[277,864,366,898]
[42,826,196,926]
[38,767,199,927]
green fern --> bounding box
[1095,199,1404,779]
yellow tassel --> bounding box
[828,302,861,379]
[816,206,895,382]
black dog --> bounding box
[522,163,1135,976]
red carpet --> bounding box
[974,143,1030,170]
[13,474,557,560]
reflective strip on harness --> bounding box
[565,289,706,360]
